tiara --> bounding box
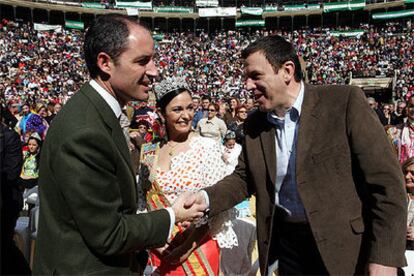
[153,77,191,101]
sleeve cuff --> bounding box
[165,207,175,241]
[201,190,210,209]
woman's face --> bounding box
[207,104,217,119]
[28,138,39,154]
[54,104,62,113]
[164,91,194,137]
[237,108,248,121]
[230,99,238,110]
[405,163,414,193]
[38,107,47,118]
[22,105,30,115]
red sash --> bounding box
[140,143,218,275]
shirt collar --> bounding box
[89,79,122,118]
[267,81,305,124]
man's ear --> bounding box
[282,60,296,82]
[96,52,113,77]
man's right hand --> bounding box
[172,192,207,223]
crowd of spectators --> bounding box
[1,18,414,148]
[1,19,87,106]
[2,19,413,108]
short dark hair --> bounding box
[201,95,211,102]
[84,14,146,79]
[241,35,303,82]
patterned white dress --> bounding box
[149,135,238,249]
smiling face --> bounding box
[237,107,248,121]
[192,98,200,111]
[244,51,290,113]
[207,104,217,119]
[164,91,194,138]
[105,25,158,105]
[137,124,148,135]
[230,99,238,110]
[38,107,47,118]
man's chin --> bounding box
[132,91,150,101]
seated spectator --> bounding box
[228,104,248,145]
[221,130,242,175]
[218,101,228,119]
[401,157,414,276]
[17,103,34,141]
[223,97,240,126]
[18,132,42,190]
[245,97,257,115]
[25,103,49,141]
[6,100,19,128]
[130,119,151,147]
[193,95,210,128]
[46,102,62,124]
[197,103,227,142]
[395,100,407,122]
[367,97,387,125]
[387,104,414,163]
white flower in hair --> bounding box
[153,77,191,101]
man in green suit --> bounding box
[33,15,205,275]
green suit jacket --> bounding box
[33,83,170,275]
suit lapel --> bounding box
[260,119,276,186]
[80,84,135,178]
[296,84,321,176]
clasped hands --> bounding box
[172,191,207,226]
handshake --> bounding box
[171,191,208,225]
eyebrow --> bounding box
[247,70,261,77]
[133,55,152,63]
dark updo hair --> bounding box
[156,88,191,114]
